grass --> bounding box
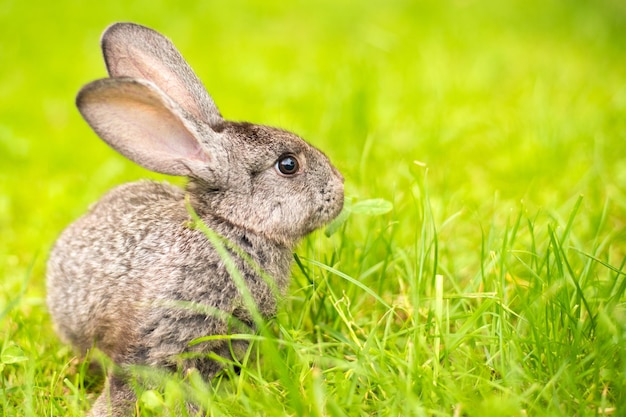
[1,0,626,415]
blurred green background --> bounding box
[2,0,625,280]
[1,0,625,413]
[2,0,626,339]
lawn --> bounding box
[1,0,625,416]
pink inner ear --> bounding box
[79,80,210,177]
[133,102,204,156]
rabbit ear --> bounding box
[100,22,223,127]
[77,78,217,178]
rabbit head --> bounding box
[77,23,344,247]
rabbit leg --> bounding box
[89,373,136,417]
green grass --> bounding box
[2,0,626,415]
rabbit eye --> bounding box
[276,154,300,176]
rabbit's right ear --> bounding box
[77,78,219,179]
[101,22,223,128]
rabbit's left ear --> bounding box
[101,22,223,128]
[77,77,221,180]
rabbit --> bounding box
[46,22,344,417]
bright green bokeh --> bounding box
[1,0,625,415]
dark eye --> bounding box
[276,154,300,176]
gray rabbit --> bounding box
[46,22,344,416]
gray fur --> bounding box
[46,22,344,416]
